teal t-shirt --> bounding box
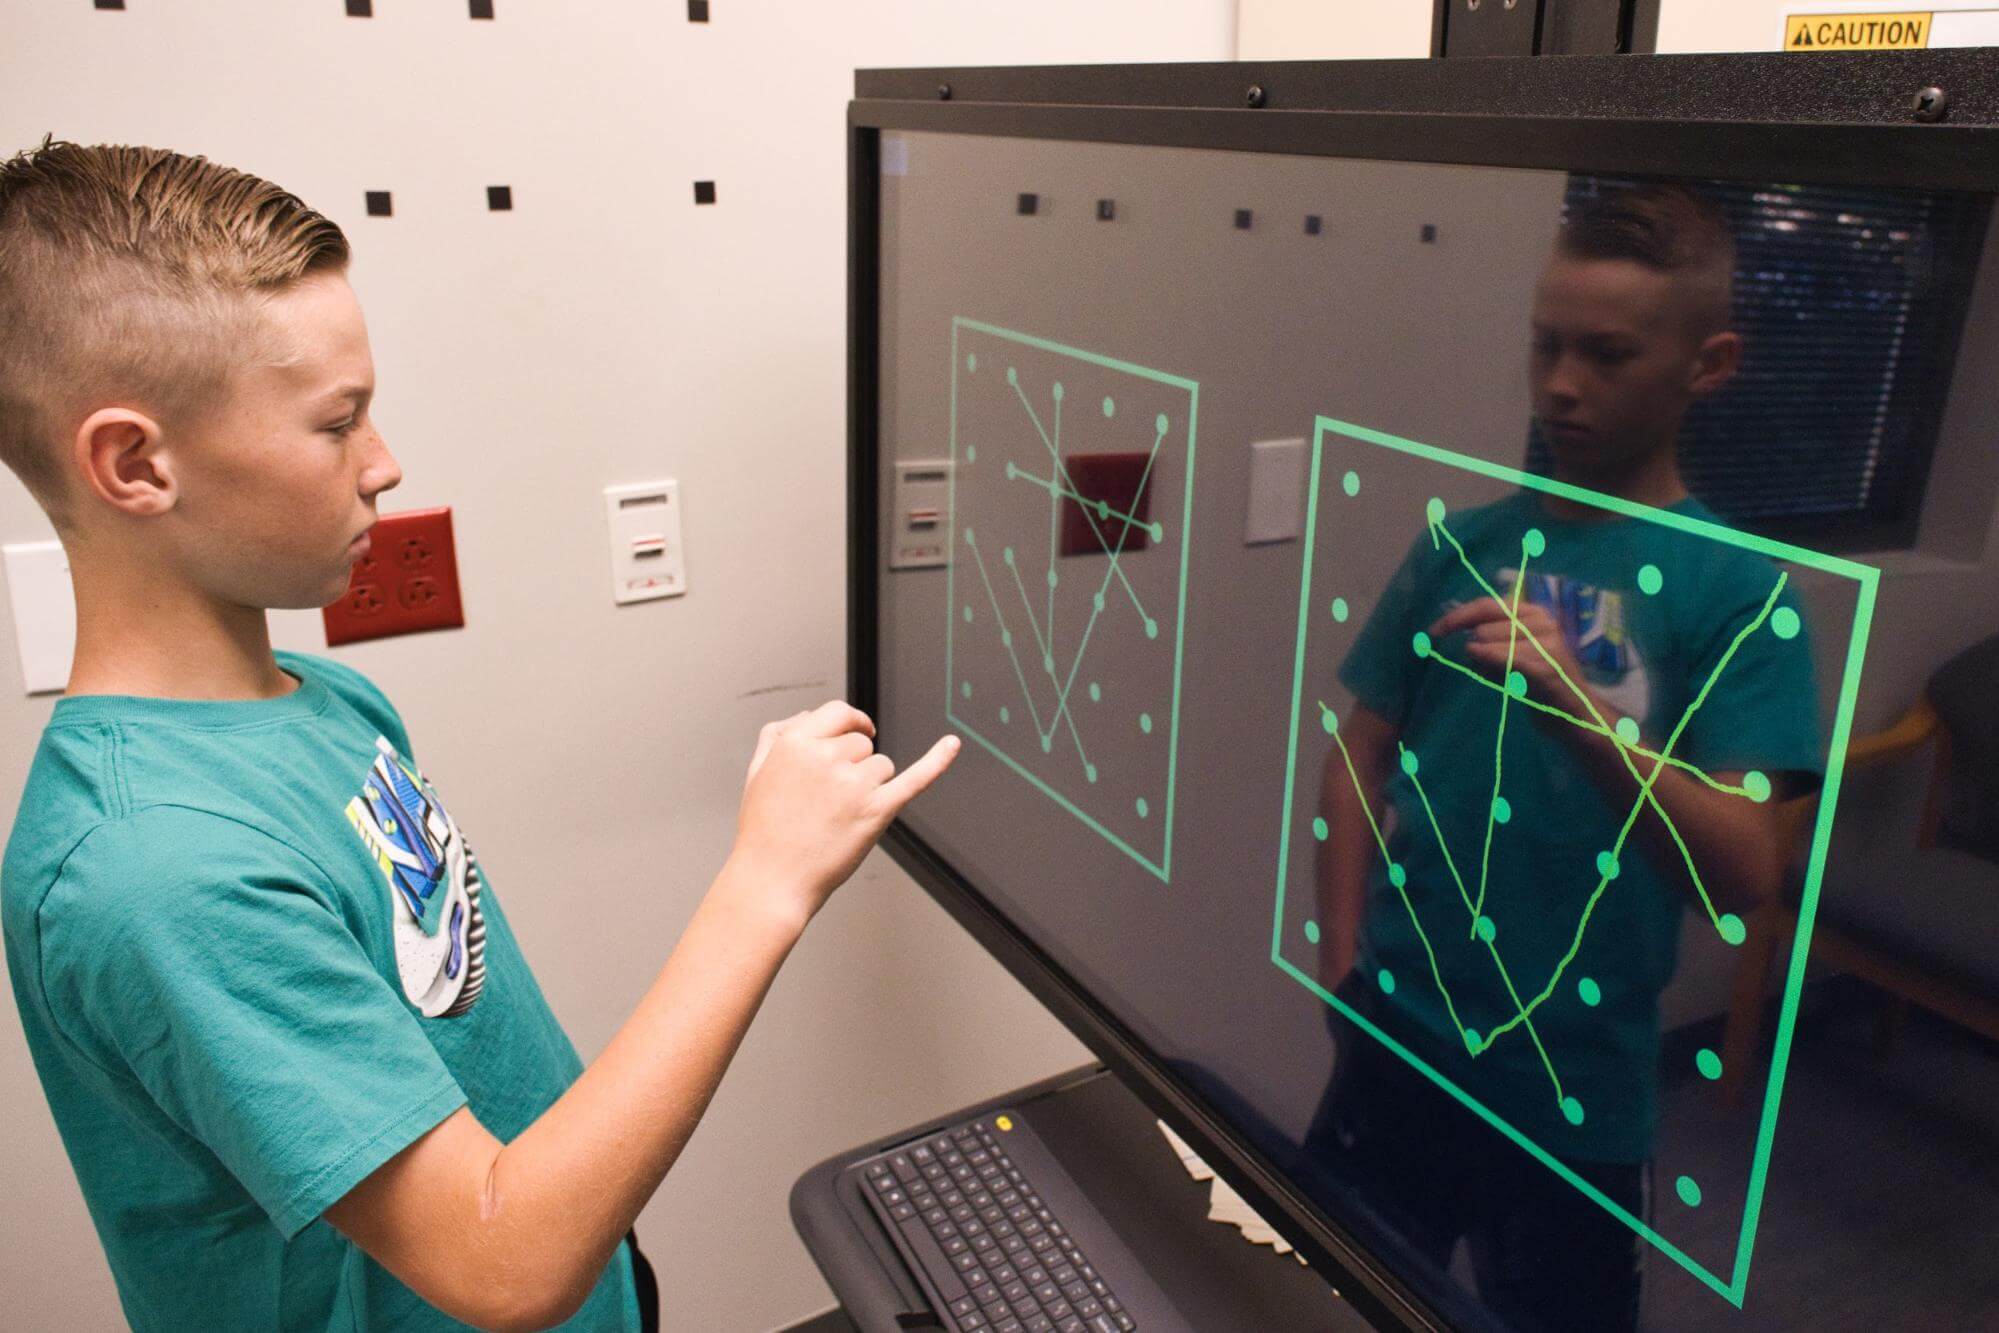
[2,652,639,1332]
[1337,492,1822,1162]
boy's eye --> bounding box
[327,418,362,437]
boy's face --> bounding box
[166,271,401,610]
[1528,254,1737,485]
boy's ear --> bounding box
[74,407,177,519]
[1687,330,1744,400]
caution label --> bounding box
[1785,12,1933,48]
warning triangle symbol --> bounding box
[1794,26,1812,47]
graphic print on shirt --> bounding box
[1496,567,1653,724]
[343,736,487,1017]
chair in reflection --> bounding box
[1719,632,1999,1106]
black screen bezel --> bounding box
[847,48,1999,1330]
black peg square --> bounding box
[1097,199,1115,221]
[94,0,126,10]
[1305,214,1322,236]
[468,0,494,17]
[345,0,371,15]
[1421,223,1438,243]
[1017,193,1038,216]
[693,180,716,205]
[688,0,709,20]
[1234,208,1253,231]
[365,191,392,218]
[487,185,512,211]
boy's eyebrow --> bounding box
[313,383,373,407]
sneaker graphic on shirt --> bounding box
[343,736,487,1017]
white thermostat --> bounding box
[890,459,954,570]
[603,480,686,605]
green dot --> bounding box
[1696,1048,1723,1080]
[1155,412,1169,434]
[1506,671,1528,698]
[966,444,977,463]
[1145,619,1159,640]
[1342,470,1360,497]
[1047,569,1058,589]
[1312,816,1329,841]
[1331,597,1350,623]
[1006,366,1018,385]
[1596,851,1620,880]
[963,605,973,623]
[1388,863,1407,888]
[1097,500,1110,519]
[1742,770,1771,803]
[1303,919,1321,945]
[1043,653,1054,674]
[1676,1175,1702,1207]
[1001,630,1012,648]
[1089,681,1101,702]
[1475,915,1496,943]
[1149,522,1165,542]
[1492,795,1512,824]
[1377,968,1397,994]
[1578,976,1602,1007]
[1320,707,1339,735]
[1003,545,1015,565]
[1638,563,1664,596]
[1426,497,1446,526]
[1562,1097,1585,1126]
[1523,527,1546,558]
[1052,381,1064,402]
[1093,592,1106,613]
[1464,1028,1482,1054]
[1771,606,1801,640]
[1139,712,1153,734]
[965,353,978,373]
[964,528,976,546]
[1102,395,1115,418]
[1615,717,1640,746]
[1411,631,1432,659]
[1718,913,1746,946]
[1400,749,1420,776]
[1000,706,1010,724]
[1085,763,1098,783]
[960,681,972,699]
[1136,797,1150,819]
[1040,734,1052,754]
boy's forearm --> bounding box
[482,853,804,1316]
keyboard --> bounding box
[857,1111,1144,1332]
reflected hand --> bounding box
[1430,598,1591,711]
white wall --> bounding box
[1239,0,1432,60]
[0,5,1236,1330]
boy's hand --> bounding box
[730,701,960,928]
[1430,598,1591,712]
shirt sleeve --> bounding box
[37,805,467,1238]
[1675,561,1825,787]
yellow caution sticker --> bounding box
[1785,12,1933,49]
[995,1115,1014,1131]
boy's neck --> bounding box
[1543,446,1688,521]
[64,553,297,702]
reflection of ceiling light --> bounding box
[1767,219,1800,232]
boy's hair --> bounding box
[0,136,349,525]
[1556,182,1737,339]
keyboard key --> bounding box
[1033,1281,1061,1304]
[1056,1318,1086,1333]
[1000,1235,1028,1256]
[1025,1317,1056,1333]
[971,1234,998,1253]
[1062,1280,1090,1302]
[979,1297,1007,1320]
[1075,1298,1103,1319]
[1021,1265,1048,1286]
[1049,1264,1077,1284]
[990,1263,1018,1286]
[993,1321,1023,1333]
[943,1237,969,1257]
[1044,1297,1073,1320]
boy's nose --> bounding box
[363,438,403,498]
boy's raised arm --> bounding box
[1314,704,1399,991]
[324,701,958,1332]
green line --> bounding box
[1010,466,1154,538]
[1432,518,1741,931]
[1324,705,1474,1040]
[957,316,1199,391]
[1273,420,1326,958]
[1479,574,1788,1049]
[1473,548,1530,930]
[1048,387,1061,645]
[1163,388,1198,881]
[965,537,1047,739]
[945,322,960,722]
[1012,374,1155,621]
[1004,547,1053,672]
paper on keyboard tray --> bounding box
[1158,1120,1306,1263]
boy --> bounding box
[1305,184,1822,1329]
[0,137,958,1331]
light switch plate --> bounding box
[4,540,74,695]
[604,480,686,604]
[1244,437,1307,545]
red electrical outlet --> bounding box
[322,507,466,646]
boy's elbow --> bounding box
[423,1241,597,1332]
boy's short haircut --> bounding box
[0,136,349,524]
[1556,182,1737,339]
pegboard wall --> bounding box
[0,3,1235,1330]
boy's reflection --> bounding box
[1305,184,1823,1331]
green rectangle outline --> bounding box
[943,316,1199,883]
[1271,414,1879,1309]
